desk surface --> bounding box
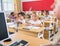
[4,32,51,46]
[5,23,51,46]
[9,24,45,33]
[44,20,56,23]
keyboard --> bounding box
[9,40,29,46]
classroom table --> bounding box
[4,32,51,46]
[8,24,45,38]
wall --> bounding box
[21,0,54,11]
[21,0,40,11]
[14,0,60,11]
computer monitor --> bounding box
[0,11,9,41]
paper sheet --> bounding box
[7,22,17,28]
[25,26,40,29]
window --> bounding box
[3,0,14,11]
[8,3,14,11]
[3,3,8,11]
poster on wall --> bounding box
[22,0,54,11]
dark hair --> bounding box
[41,10,44,12]
[32,12,37,16]
[10,12,14,15]
[27,14,31,19]
[45,10,49,15]
[18,12,25,16]
[41,10,44,15]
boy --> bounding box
[18,12,25,24]
[42,10,51,21]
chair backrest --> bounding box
[44,22,50,27]
[43,29,49,39]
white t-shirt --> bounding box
[25,20,42,29]
[43,15,51,20]
[28,20,41,25]
[18,19,25,24]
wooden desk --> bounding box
[4,32,51,46]
[44,20,56,22]
[7,18,11,23]
[43,20,58,40]
[45,21,58,34]
[9,24,45,38]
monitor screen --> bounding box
[0,12,9,41]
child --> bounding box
[9,12,16,19]
[26,13,42,27]
[42,10,51,21]
[9,12,16,22]
[18,12,25,24]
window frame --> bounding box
[2,0,14,11]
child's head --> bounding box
[43,10,49,16]
[41,10,44,15]
[18,12,25,20]
[10,12,14,16]
[32,13,37,21]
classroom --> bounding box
[0,0,60,46]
